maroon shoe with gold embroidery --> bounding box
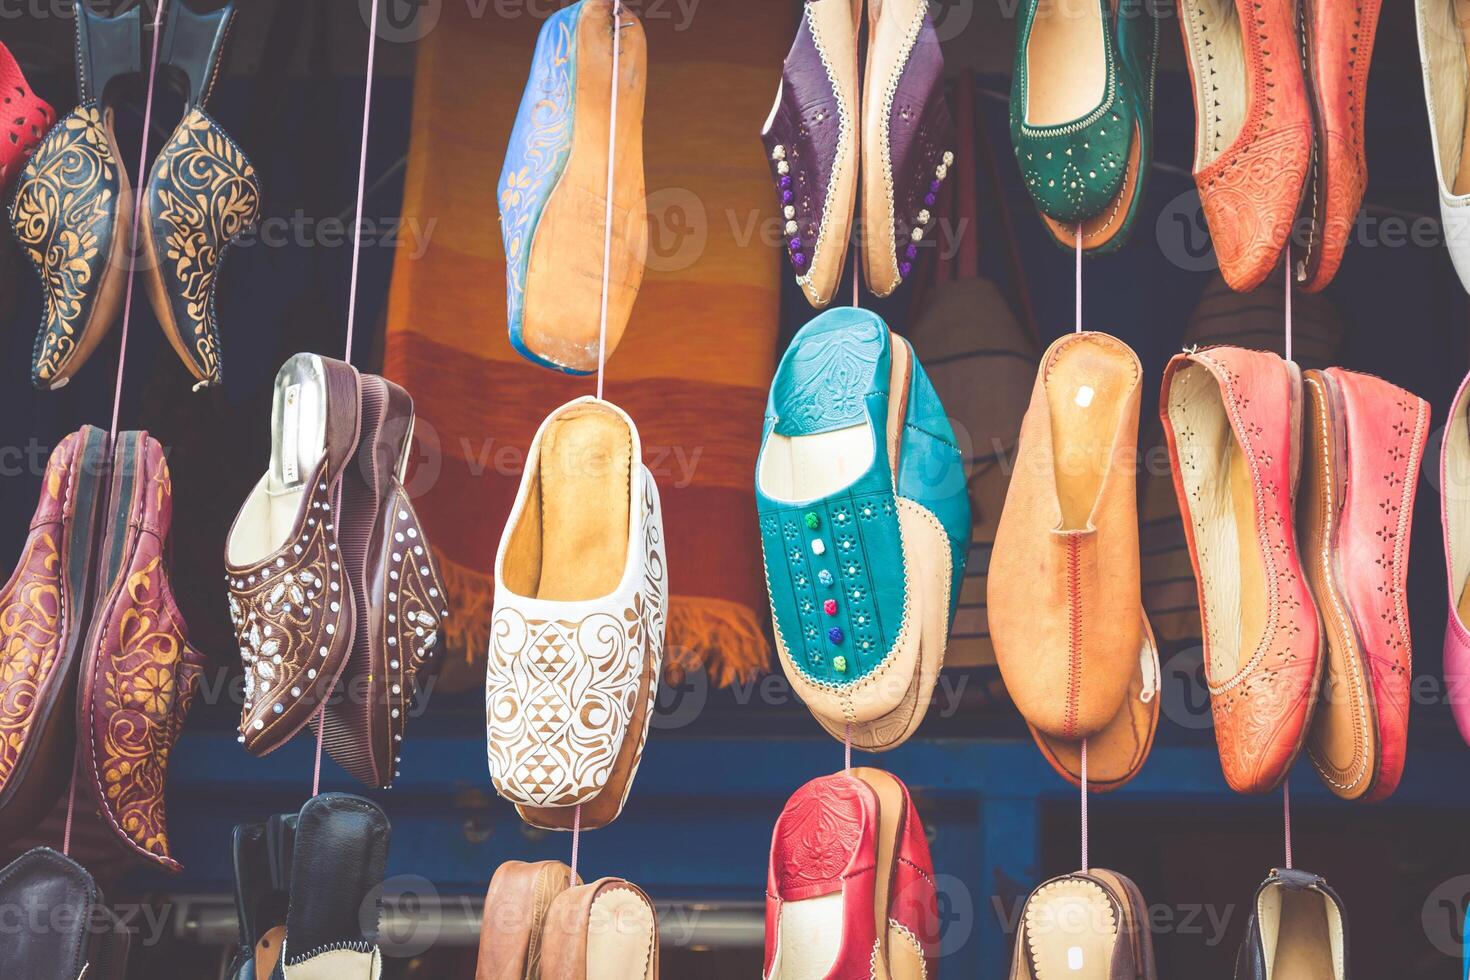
[77,431,205,871]
[0,428,109,841]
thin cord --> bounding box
[312,707,325,797]
[343,0,381,363]
[1074,223,1083,333]
[1080,738,1089,872]
[844,722,852,772]
[68,0,170,857]
[595,0,624,401]
[1283,244,1293,364]
[570,804,583,882]
[1283,778,1294,869]
[851,257,859,307]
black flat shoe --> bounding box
[0,847,130,979]
[226,814,297,980]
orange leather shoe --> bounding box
[1299,0,1382,292]
[991,332,1144,742]
[1177,0,1313,292]
[1300,368,1428,801]
[1160,346,1323,794]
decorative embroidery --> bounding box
[486,475,666,809]
[146,107,261,385]
[9,105,121,385]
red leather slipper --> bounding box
[0,42,54,195]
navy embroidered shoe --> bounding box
[755,308,970,750]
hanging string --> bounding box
[594,0,625,401]
[1282,778,1294,869]
[343,0,380,364]
[1074,224,1083,333]
[1080,740,1089,872]
[569,804,583,882]
[1283,243,1293,363]
[66,0,170,856]
[843,722,852,772]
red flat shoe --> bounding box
[852,768,939,980]
[1160,346,1322,794]
[765,773,881,980]
[0,41,54,195]
[1301,368,1428,801]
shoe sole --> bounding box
[517,0,647,374]
[1300,370,1379,800]
[0,426,109,839]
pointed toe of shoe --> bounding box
[1196,126,1312,292]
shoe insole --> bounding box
[759,325,908,504]
[225,353,330,566]
[851,767,905,980]
[1024,0,1107,126]
[1454,0,1470,195]
[534,405,632,602]
[1024,879,1117,980]
[255,925,284,980]
[586,888,657,980]
[1270,891,1338,980]
[1184,0,1248,167]
[1228,431,1268,677]
[1045,335,1133,530]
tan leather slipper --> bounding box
[476,861,576,980]
[540,878,659,980]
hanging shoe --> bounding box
[539,877,659,979]
[1177,0,1313,292]
[1297,0,1381,291]
[1009,0,1158,255]
[476,860,577,980]
[1414,0,1470,295]
[0,41,56,195]
[76,430,205,870]
[760,0,860,308]
[0,847,131,979]
[319,375,448,790]
[1235,868,1348,980]
[0,427,109,842]
[485,397,667,830]
[850,768,939,980]
[1299,369,1427,802]
[271,793,388,980]
[1160,346,1322,794]
[225,815,295,980]
[499,0,647,374]
[1440,372,1470,749]
[756,309,971,751]
[991,334,1160,790]
[764,772,882,979]
[140,0,261,390]
[1009,869,1157,980]
[859,0,953,295]
[226,354,362,756]
[9,3,141,389]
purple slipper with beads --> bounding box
[759,0,861,309]
[860,0,954,297]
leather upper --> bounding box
[9,103,126,388]
[760,0,858,307]
[79,432,205,870]
[889,775,940,978]
[1309,369,1426,801]
[764,773,880,980]
[1299,0,1381,292]
[486,397,667,816]
[1010,0,1139,223]
[1178,0,1312,292]
[1010,869,1156,980]
[1234,868,1348,980]
[0,42,54,194]
[540,877,659,980]
[0,847,130,980]
[1415,0,1470,295]
[863,0,952,295]
[1160,346,1321,794]
[1441,370,1470,747]
[144,106,261,387]
[476,860,575,980]
[991,333,1144,741]
[499,2,582,358]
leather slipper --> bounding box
[1009,869,1156,980]
[476,860,577,980]
[540,877,659,979]
[0,847,130,979]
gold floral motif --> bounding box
[147,107,261,384]
[8,105,121,384]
